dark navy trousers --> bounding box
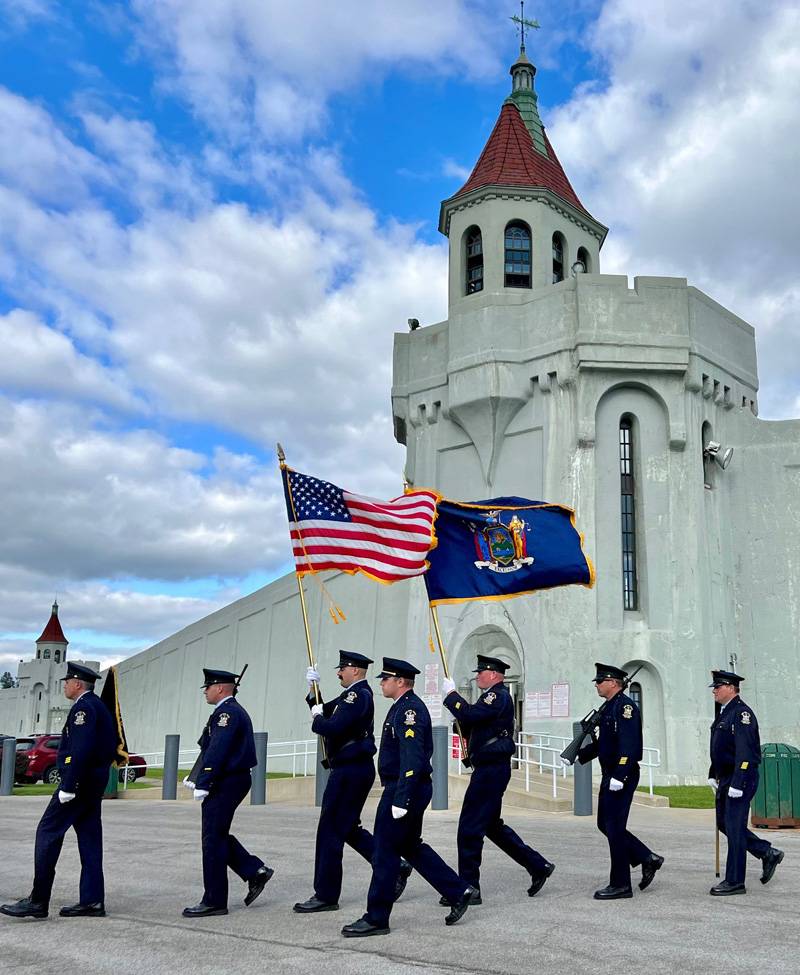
[32,773,107,906]
[597,767,653,888]
[201,771,263,907]
[365,781,464,927]
[716,772,771,885]
[314,760,375,903]
[458,762,549,888]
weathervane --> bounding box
[510,1,540,53]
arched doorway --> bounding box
[449,625,524,731]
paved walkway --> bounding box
[0,795,797,975]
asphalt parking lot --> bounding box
[0,795,797,975]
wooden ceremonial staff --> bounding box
[429,604,471,767]
[277,443,328,766]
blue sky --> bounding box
[0,0,798,673]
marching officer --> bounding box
[341,657,476,937]
[294,650,377,913]
[442,655,554,903]
[708,668,783,895]
[182,667,273,917]
[574,662,664,899]
[1,662,117,919]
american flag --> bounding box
[282,467,438,583]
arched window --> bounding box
[54,649,61,663]
[552,233,565,282]
[619,416,638,610]
[629,681,643,723]
[577,246,591,273]
[465,226,483,295]
[702,420,714,489]
[43,648,51,659]
[504,221,532,288]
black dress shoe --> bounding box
[182,902,229,917]
[445,885,477,925]
[593,885,633,900]
[709,881,745,896]
[528,861,556,897]
[393,859,413,902]
[293,895,339,913]
[341,917,390,937]
[639,854,665,891]
[0,897,48,919]
[438,888,481,907]
[59,902,106,918]
[760,848,784,885]
[244,865,274,906]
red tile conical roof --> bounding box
[36,601,68,645]
[453,102,588,215]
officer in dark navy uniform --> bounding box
[442,654,554,903]
[294,650,377,913]
[576,662,664,899]
[341,658,476,937]
[182,668,273,917]
[1,662,117,920]
[708,669,783,895]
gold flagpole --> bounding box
[430,604,470,767]
[277,444,328,766]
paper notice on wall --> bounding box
[536,690,552,718]
[424,662,439,696]
[422,694,442,722]
[525,690,553,719]
[551,682,570,717]
[525,691,538,720]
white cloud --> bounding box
[549,0,800,418]
[130,0,503,141]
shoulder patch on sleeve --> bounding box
[405,728,415,738]
[345,690,357,703]
[484,692,496,704]
[218,713,230,727]
[74,711,86,725]
[404,709,417,726]
[622,704,633,719]
[741,712,751,724]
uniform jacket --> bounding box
[709,695,761,791]
[577,691,643,782]
[58,690,116,793]
[444,682,516,766]
[306,679,376,767]
[378,689,432,810]
[195,696,257,792]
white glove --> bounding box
[182,776,196,790]
[708,778,718,792]
[442,677,456,696]
[609,778,624,792]
[194,789,209,801]
[728,786,744,799]
[391,805,407,820]
[311,703,324,718]
[561,758,573,768]
[306,666,321,686]
[58,790,76,804]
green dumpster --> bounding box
[752,743,800,828]
[102,764,119,800]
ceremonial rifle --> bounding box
[560,665,644,766]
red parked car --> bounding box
[17,735,147,785]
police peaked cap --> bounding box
[376,657,420,680]
[473,654,509,674]
[62,662,101,684]
[337,650,373,669]
[709,669,744,688]
[593,662,628,683]
[201,668,240,688]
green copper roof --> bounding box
[505,49,548,157]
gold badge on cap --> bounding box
[622,704,633,719]
[218,713,230,727]
[404,709,417,725]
